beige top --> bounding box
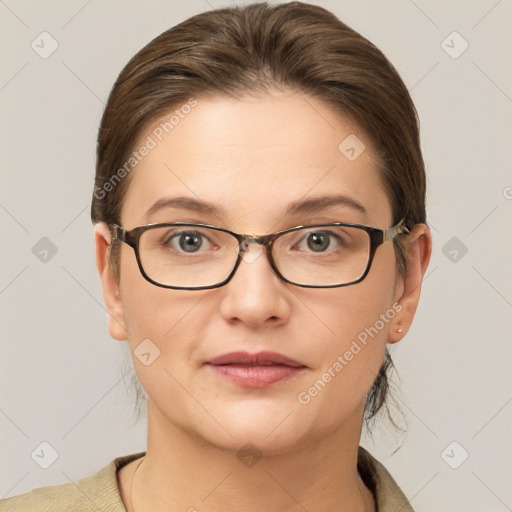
[0,447,414,511]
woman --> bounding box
[1,2,431,511]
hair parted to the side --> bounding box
[92,2,426,428]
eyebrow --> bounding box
[145,196,222,221]
[284,195,367,217]
[145,194,367,221]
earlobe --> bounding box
[94,222,129,341]
[388,223,432,344]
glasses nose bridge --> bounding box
[233,232,281,280]
[237,233,274,253]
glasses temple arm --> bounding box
[383,218,410,242]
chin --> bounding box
[204,429,307,458]
[190,409,312,456]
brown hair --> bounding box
[92,2,426,426]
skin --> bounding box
[95,88,431,512]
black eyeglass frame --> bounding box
[109,219,410,290]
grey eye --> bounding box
[306,232,331,252]
[177,232,204,252]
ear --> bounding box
[94,222,129,341]
[388,223,432,343]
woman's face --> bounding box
[99,89,410,454]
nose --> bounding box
[218,241,291,327]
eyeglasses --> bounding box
[109,219,409,290]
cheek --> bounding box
[313,288,393,376]
[117,245,191,338]
[118,274,211,421]
[296,255,398,412]
[121,281,209,349]
[294,297,393,432]
[117,247,213,364]
[310,253,398,355]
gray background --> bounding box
[1,0,511,510]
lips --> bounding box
[205,351,307,388]
[206,351,306,368]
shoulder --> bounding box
[358,446,415,512]
[0,452,145,512]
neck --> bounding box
[129,400,375,512]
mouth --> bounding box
[205,351,307,388]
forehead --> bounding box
[122,90,392,228]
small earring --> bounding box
[397,328,403,333]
